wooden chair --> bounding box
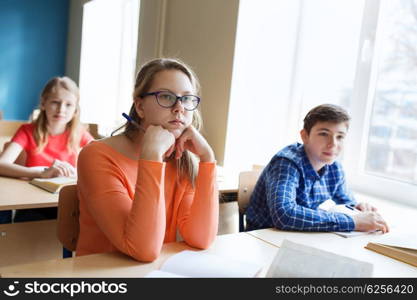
[252,164,265,171]
[0,120,28,165]
[57,185,80,258]
[237,170,262,232]
[86,123,103,139]
[0,120,26,136]
[29,109,40,122]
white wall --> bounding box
[65,0,91,84]
[67,0,240,164]
[138,0,240,165]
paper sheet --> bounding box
[147,250,262,278]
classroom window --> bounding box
[227,0,417,206]
[78,0,140,135]
[224,0,300,172]
[343,0,417,207]
[225,0,364,169]
[364,0,417,184]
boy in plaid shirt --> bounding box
[246,104,389,232]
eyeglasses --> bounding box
[140,91,200,111]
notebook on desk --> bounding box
[267,239,373,277]
[145,250,262,277]
[365,232,417,267]
[29,176,77,193]
[146,242,374,278]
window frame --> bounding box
[344,0,417,207]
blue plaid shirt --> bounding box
[246,143,356,232]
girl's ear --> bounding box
[135,98,145,119]
[40,98,46,111]
[73,105,79,117]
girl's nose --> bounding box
[172,99,185,113]
[57,103,65,113]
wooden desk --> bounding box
[0,120,26,151]
[0,220,61,267]
[217,166,238,194]
[0,176,58,211]
[218,183,238,194]
[0,136,11,151]
[2,228,415,278]
[0,168,236,211]
[247,228,417,277]
[0,177,61,267]
[0,232,278,278]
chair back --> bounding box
[237,170,262,231]
[0,121,27,164]
[87,123,103,139]
[0,120,26,136]
[57,185,80,253]
[252,164,265,171]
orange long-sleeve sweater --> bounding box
[76,141,219,262]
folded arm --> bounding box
[177,162,219,249]
[265,160,355,232]
[0,142,41,178]
[78,148,168,262]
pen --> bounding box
[122,113,145,132]
[345,204,358,211]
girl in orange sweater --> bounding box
[76,58,218,262]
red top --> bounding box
[11,123,93,167]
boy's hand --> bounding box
[352,211,389,233]
[355,202,377,212]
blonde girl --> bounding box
[0,76,93,223]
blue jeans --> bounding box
[0,210,12,224]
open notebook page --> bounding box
[372,231,417,250]
[266,239,373,278]
[146,250,262,278]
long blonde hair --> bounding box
[33,76,82,153]
[124,58,203,185]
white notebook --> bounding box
[333,231,375,238]
[29,176,76,193]
[371,231,417,250]
[266,239,373,278]
[145,250,262,278]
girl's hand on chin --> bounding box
[174,126,215,162]
[140,125,175,162]
[170,128,185,139]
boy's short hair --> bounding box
[303,104,350,134]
